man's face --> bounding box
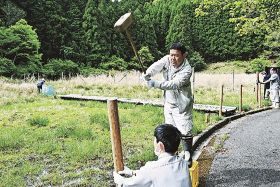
[169,49,186,68]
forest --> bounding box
[0,0,279,78]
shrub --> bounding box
[43,59,79,79]
[245,58,271,73]
[100,56,127,71]
[189,51,206,71]
[241,105,252,112]
[28,116,49,127]
[0,58,16,76]
[79,66,106,77]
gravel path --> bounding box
[205,109,280,187]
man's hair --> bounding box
[170,42,187,55]
[154,124,181,154]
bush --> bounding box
[245,58,271,73]
[43,59,79,79]
[28,116,49,127]
[188,51,206,71]
[0,19,42,77]
[100,56,127,71]
[0,58,16,76]
[79,66,106,77]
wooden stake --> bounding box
[192,67,195,102]
[256,72,259,102]
[232,70,235,91]
[258,83,262,108]
[205,113,210,123]
[239,84,243,113]
[107,99,124,172]
[219,85,224,117]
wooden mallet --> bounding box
[114,12,145,72]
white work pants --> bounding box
[164,102,193,135]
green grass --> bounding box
[0,92,217,186]
[1,74,263,186]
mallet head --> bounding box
[114,12,133,32]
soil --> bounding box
[196,134,228,187]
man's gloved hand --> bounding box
[146,79,155,88]
[141,73,151,81]
[113,171,124,184]
[118,166,134,176]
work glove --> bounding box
[146,79,155,88]
[118,166,134,176]
[113,171,124,185]
[141,73,151,81]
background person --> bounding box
[261,71,270,99]
[260,68,280,108]
[37,78,45,93]
[142,42,193,166]
[113,124,192,187]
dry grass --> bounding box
[51,71,257,89]
[1,71,258,99]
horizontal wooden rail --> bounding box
[59,94,237,115]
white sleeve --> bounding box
[146,55,169,77]
[269,74,278,81]
[154,62,192,90]
[114,165,152,187]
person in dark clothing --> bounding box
[261,71,270,99]
[37,78,45,93]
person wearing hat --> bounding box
[37,78,45,93]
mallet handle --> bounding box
[125,30,145,72]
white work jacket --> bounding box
[146,55,193,113]
[114,153,191,187]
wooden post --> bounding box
[192,67,195,102]
[219,85,224,117]
[205,113,210,124]
[239,84,243,113]
[232,70,235,91]
[256,72,259,102]
[107,99,124,172]
[258,83,262,108]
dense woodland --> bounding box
[0,0,279,78]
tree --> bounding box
[0,19,42,76]
[43,59,79,79]
[0,57,16,76]
[195,0,280,59]
[0,0,25,26]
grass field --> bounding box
[0,69,269,186]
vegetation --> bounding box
[0,0,278,185]
[1,0,279,78]
[0,78,225,186]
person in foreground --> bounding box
[142,42,193,166]
[113,124,192,187]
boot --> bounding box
[181,135,193,168]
